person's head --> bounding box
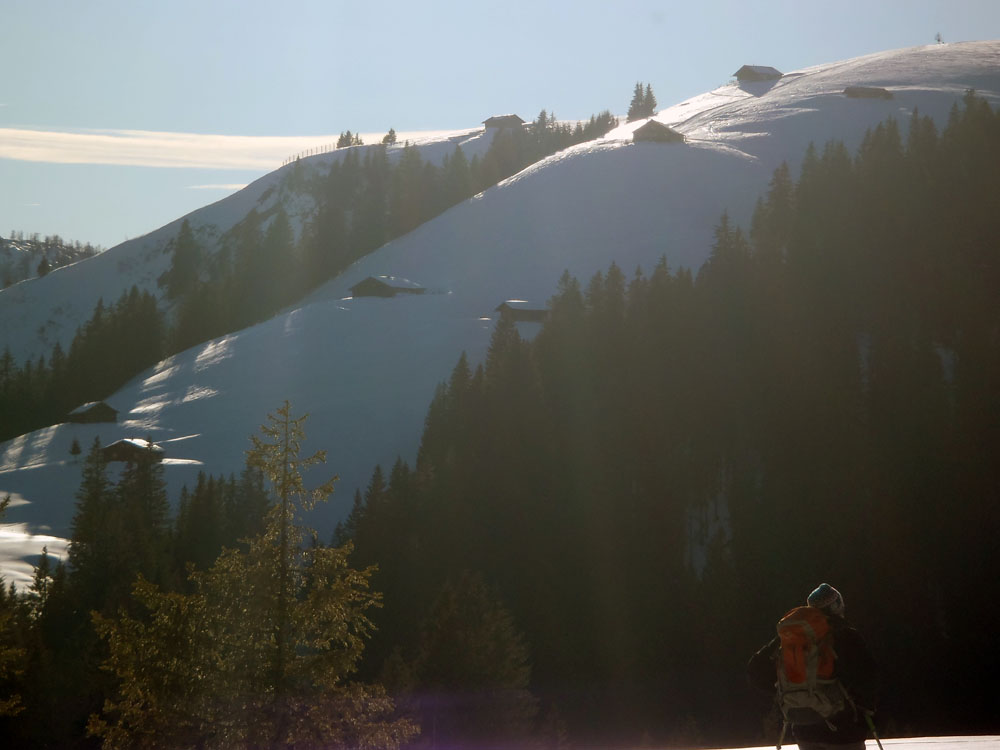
[807,583,845,617]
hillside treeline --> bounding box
[0,110,618,445]
[169,109,618,351]
[1,233,102,289]
[0,287,163,442]
[336,91,1000,746]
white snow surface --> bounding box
[733,741,998,750]
[2,42,1000,585]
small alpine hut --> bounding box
[495,300,549,323]
[844,85,894,100]
[633,120,684,144]
[102,438,164,464]
[733,65,783,82]
[482,114,525,134]
[66,401,118,424]
[350,275,426,298]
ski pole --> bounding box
[864,711,884,750]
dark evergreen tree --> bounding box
[627,82,657,121]
[408,571,537,748]
[627,82,645,122]
[163,219,201,299]
[68,438,113,611]
[643,83,657,117]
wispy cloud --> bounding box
[0,127,327,170]
[0,126,471,170]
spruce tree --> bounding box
[627,82,645,122]
[163,219,201,300]
[409,571,537,747]
[68,438,113,610]
[643,83,657,117]
[0,496,24,718]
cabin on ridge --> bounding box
[350,275,426,298]
[733,65,783,82]
[102,438,164,464]
[65,401,118,424]
[495,300,549,323]
[633,120,685,144]
[482,114,525,134]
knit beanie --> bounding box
[807,583,845,617]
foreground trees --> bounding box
[87,403,415,750]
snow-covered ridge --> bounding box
[0,127,488,362]
[2,41,999,585]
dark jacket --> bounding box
[747,614,877,745]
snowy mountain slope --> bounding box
[0,127,484,364]
[2,41,1000,585]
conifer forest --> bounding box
[1,93,999,748]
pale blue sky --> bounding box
[3,0,1000,249]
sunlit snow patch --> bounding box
[0,524,70,588]
[0,426,60,471]
[181,385,219,403]
[194,335,235,372]
[1,492,29,509]
[141,359,180,391]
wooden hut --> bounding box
[350,275,426,298]
[102,438,164,463]
[495,300,549,323]
[66,401,118,424]
[733,65,783,82]
[482,114,525,132]
[633,120,684,143]
[844,86,894,100]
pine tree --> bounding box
[0,495,25,717]
[409,571,537,748]
[643,83,657,117]
[68,438,113,610]
[338,130,364,148]
[163,219,201,300]
[626,82,657,121]
[627,82,645,122]
[442,145,473,208]
[173,473,228,571]
[382,128,398,145]
[114,443,171,591]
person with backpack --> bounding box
[747,583,878,750]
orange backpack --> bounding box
[775,605,852,728]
